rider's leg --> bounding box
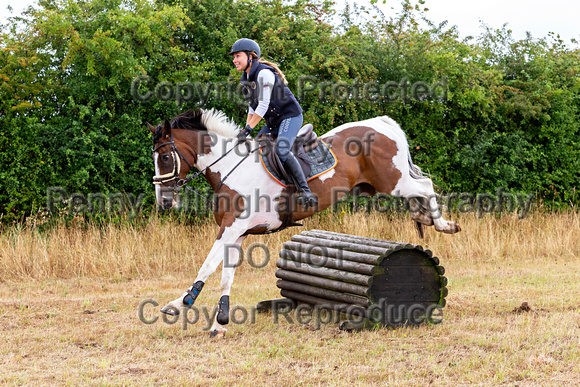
[276,114,318,208]
[283,152,318,207]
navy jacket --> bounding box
[241,62,302,129]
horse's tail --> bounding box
[408,153,426,180]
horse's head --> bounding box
[148,108,245,210]
[149,119,195,210]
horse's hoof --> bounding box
[445,222,461,234]
[160,304,180,316]
[436,221,461,234]
[209,330,226,339]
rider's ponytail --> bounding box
[249,51,288,85]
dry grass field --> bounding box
[1,210,579,385]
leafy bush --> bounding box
[1,0,578,222]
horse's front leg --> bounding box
[160,225,245,316]
[209,235,246,338]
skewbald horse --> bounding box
[149,108,460,337]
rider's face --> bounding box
[232,51,249,72]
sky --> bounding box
[1,0,579,44]
[404,0,579,42]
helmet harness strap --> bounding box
[243,51,252,72]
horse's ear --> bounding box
[146,122,156,134]
[163,119,171,138]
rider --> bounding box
[230,38,318,208]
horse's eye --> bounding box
[162,155,170,162]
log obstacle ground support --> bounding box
[256,230,448,330]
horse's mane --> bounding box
[169,108,240,138]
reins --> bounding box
[180,143,261,202]
[216,143,259,191]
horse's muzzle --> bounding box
[162,196,174,210]
[157,187,177,210]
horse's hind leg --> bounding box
[408,197,434,226]
[160,226,246,316]
[394,177,460,234]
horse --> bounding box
[148,108,460,337]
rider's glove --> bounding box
[237,125,252,142]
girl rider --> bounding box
[230,38,318,208]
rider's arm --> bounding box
[246,69,274,131]
[246,109,262,132]
[246,113,263,131]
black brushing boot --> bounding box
[183,281,204,307]
[160,280,204,316]
[283,152,318,209]
[216,295,230,325]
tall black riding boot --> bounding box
[283,152,318,208]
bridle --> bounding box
[152,132,194,189]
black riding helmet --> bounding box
[229,38,261,57]
[229,38,260,71]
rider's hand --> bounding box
[237,125,252,142]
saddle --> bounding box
[258,124,337,187]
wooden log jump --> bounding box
[257,230,448,330]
